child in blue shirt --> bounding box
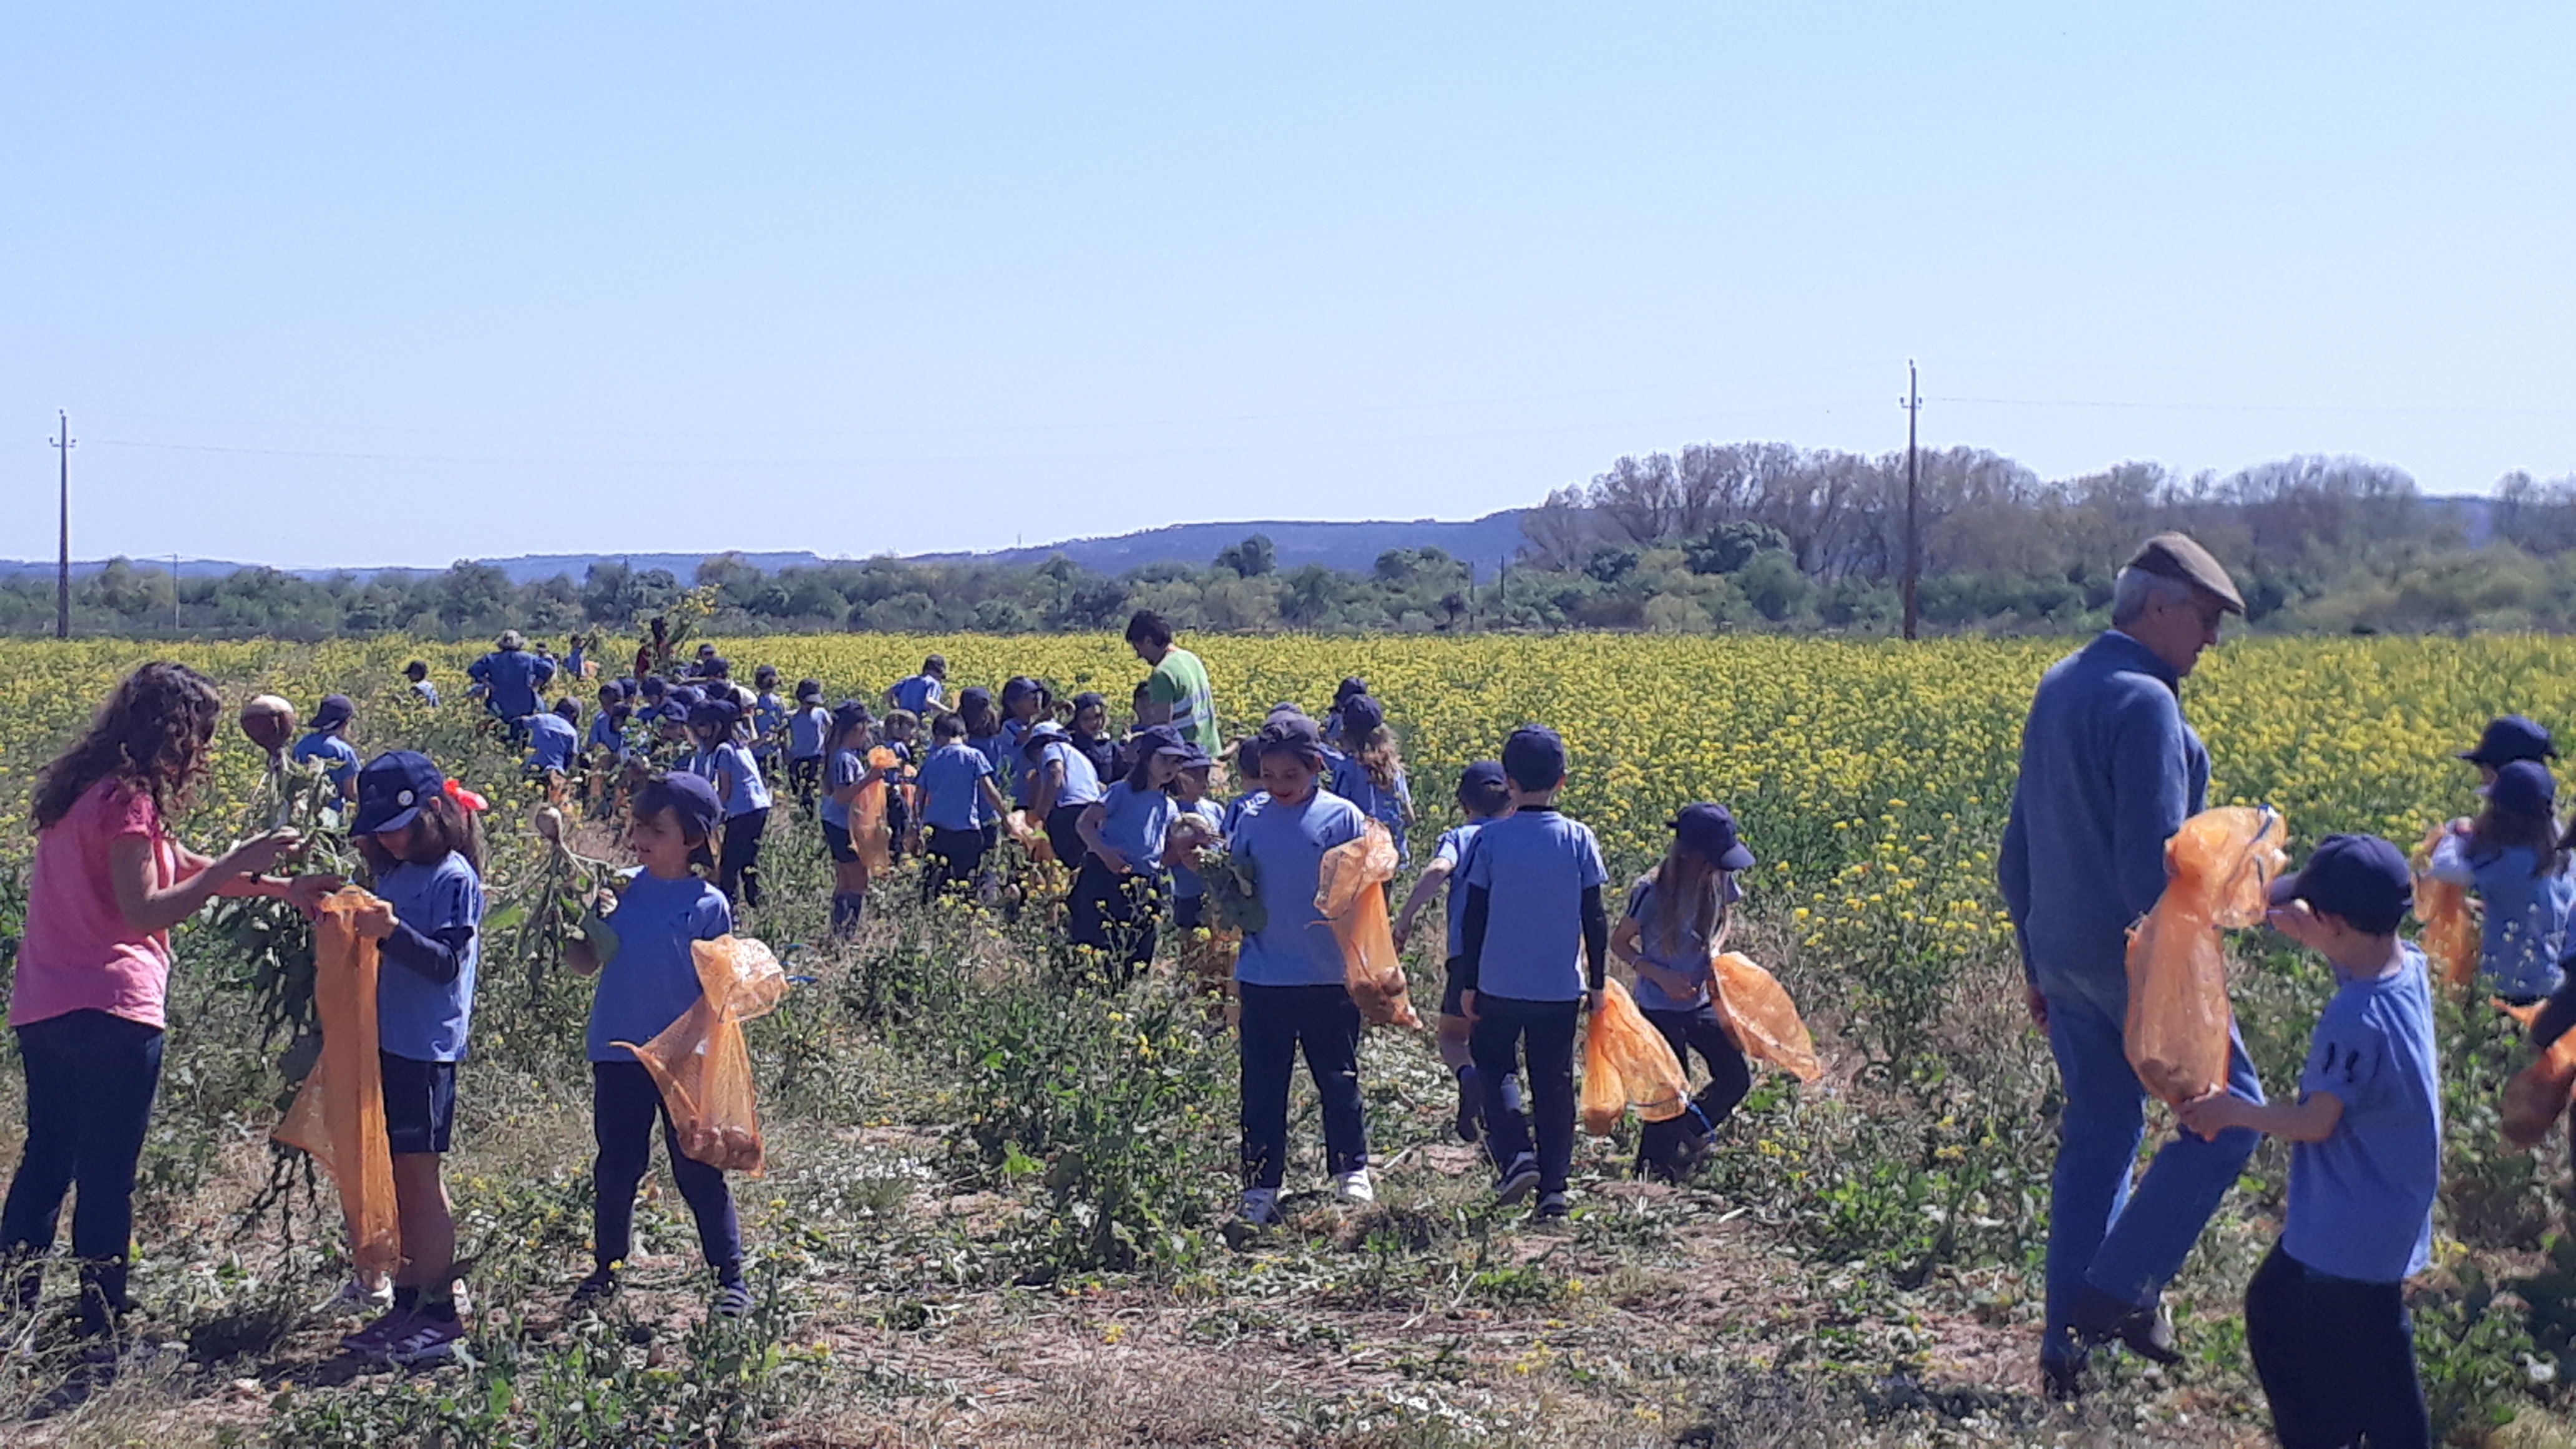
[564,773,746,1318]
[1072,725,1189,985]
[2178,834,2437,1449]
[403,661,438,708]
[2427,759,2573,1004]
[1222,736,1268,834]
[290,693,361,803]
[1611,803,1757,1183]
[784,680,829,813]
[340,751,486,1365]
[749,666,788,778]
[587,683,633,762]
[1228,713,1373,1224]
[887,655,945,716]
[1326,695,1414,861]
[1395,761,1515,1147]
[999,676,1053,812]
[915,711,1008,902]
[524,698,582,776]
[1025,721,1106,869]
[687,700,772,910]
[817,703,884,937]
[1455,725,1609,1218]
[880,711,920,857]
[1164,747,1226,930]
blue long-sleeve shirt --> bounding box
[1998,630,2209,1011]
[467,648,555,720]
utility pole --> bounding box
[50,411,74,640]
[1900,363,1921,643]
[172,552,182,632]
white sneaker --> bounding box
[1239,1188,1284,1226]
[1330,1168,1375,1206]
[317,1277,394,1315]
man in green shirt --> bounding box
[1128,609,1217,752]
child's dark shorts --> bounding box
[822,818,859,864]
[379,1051,457,1154]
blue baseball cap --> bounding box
[2270,833,2412,935]
[310,693,354,732]
[655,700,690,724]
[688,698,739,731]
[1501,724,1566,791]
[1671,803,1757,871]
[1254,712,1325,758]
[2462,714,2555,768]
[351,750,444,836]
[635,770,723,838]
[1456,759,1510,812]
[1132,724,1189,759]
[1337,695,1384,738]
[2491,759,2557,817]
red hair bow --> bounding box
[444,778,489,812]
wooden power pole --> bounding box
[1900,363,1921,642]
[50,411,74,640]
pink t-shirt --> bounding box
[11,777,179,1030]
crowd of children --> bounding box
[28,620,2576,1436]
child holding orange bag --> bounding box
[2426,759,2574,1005]
[1610,803,1756,1183]
[564,773,748,1318]
[337,752,487,1366]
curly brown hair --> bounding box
[31,661,224,831]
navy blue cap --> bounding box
[2492,759,2557,817]
[655,700,690,724]
[1001,676,1043,708]
[957,685,993,711]
[310,693,354,731]
[636,771,723,838]
[1337,695,1384,738]
[2270,833,2413,935]
[831,700,874,736]
[1071,691,1108,711]
[351,750,443,836]
[2462,715,2555,768]
[1253,712,1324,757]
[794,677,822,701]
[1456,759,1510,812]
[1671,803,1757,871]
[671,684,705,708]
[1131,724,1189,758]
[688,699,740,731]
[1335,677,1368,704]
[1171,743,1214,770]
[1501,724,1566,791]
[640,676,668,698]
[597,680,626,703]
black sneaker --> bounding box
[1494,1156,1541,1207]
[1534,1191,1571,1221]
[2068,1282,2180,1365]
[567,1268,620,1312]
[1453,1077,1483,1145]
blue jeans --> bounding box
[2,1010,165,1334]
[2043,979,2262,1350]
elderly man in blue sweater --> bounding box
[1999,532,2260,1395]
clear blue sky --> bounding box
[5,4,2570,570]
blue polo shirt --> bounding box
[818,747,864,829]
[290,731,359,792]
[1329,753,1413,858]
[374,852,483,1062]
[1621,872,1742,1012]
[693,740,771,818]
[1035,740,1105,810]
[524,713,579,773]
[1170,799,1224,900]
[753,692,787,752]
[468,648,554,720]
[587,710,630,758]
[1431,822,1490,960]
[889,674,943,714]
[2283,948,2440,1283]
[915,742,994,831]
[1229,788,1367,987]
[1093,779,1178,871]
[1461,806,1608,1003]
[586,871,733,1061]
[1002,718,1040,806]
[1997,630,2209,1013]
[2428,835,2574,1000]
[786,705,829,761]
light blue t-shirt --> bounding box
[290,731,359,792]
[2429,834,2574,1000]
[524,713,579,773]
[1229,788,1367,987]
[1036,739,1105,810]
[753,693,787,753]
[1461,807,1609,1003]
[1432,822,1490,960]
[915,742,995,832]
[2283,947,2440,1283]
[1093,779,1179,871]
[1329,752,1413,858]
[586,871,733,1061]
[889,674,943,714]
[1002,718,1040,806]
[1169,799,1224,900]
[374,852,483,1062]
[786,705,830,761]
[587,710,630,758]
[819,747,866,830]
[1621,872,1743,1012]
[693,739,772,817]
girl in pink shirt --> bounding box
[4,662,334,1362]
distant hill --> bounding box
[0,512,1533,585]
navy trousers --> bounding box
[2,1010,165,1334]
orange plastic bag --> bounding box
[1315,822,1422,1028]
[2124,805,2287,1106]
[2501,1001,2576,1148]
[1580,978,1692,1135]
[1711,952,1823,1083]
[1006,808,1055,864]
[273,889,401,1276]
[2413,826,2477,995]
[615,934,788,1176]
[848,778,893,874]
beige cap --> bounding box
[2125,532,2245,615]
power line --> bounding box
[1926,394,2576,418]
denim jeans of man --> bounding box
[2044,977,2261,1361]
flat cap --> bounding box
[2125,532,2244,615]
